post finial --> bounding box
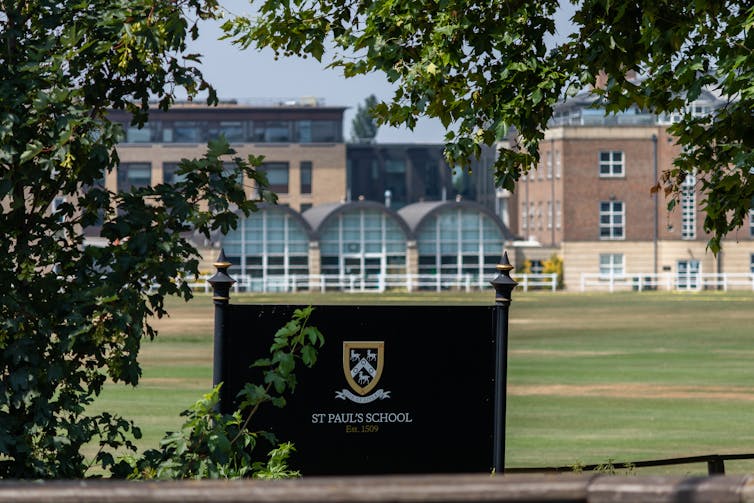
[490,251,518,304]
[207,248,236,303]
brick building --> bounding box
[108,100,348,213]
[509,89,754,290]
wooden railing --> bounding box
[1,473,754,502]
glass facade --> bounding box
[416,208,504,279]
[222,208,310,290]
[122,119,342,144]
[319,209,407,277]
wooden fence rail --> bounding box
[2,474,754,503]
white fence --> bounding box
[187,272,558,294]
[580,272,754,292]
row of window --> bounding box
[221,207,506,280]
[524,195,699,241]
[599,253,754,286]
[527,150,625,180]
[531,150,562,180]
[117,161,313,195]
[521,200,562,231]
[121,119,342,144]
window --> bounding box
[216,121,245,143]
[547,201,553,229]
[599,200,624,239]
[546,151,553,179]
[162,162,186,184]
[599,253,624,278]
[555,150,561,178]
[297,120,312,143]
[264,121,291,142]
[300,161,312,194]
[52,196,66,223]
[521,202,528,230]
[555,200,561,229]
[681,173,696,240]
[599,151,624,177]
[310,120,340,142]
[126,125,152,143]
[529,202,535,232]
[262,162,289,193]
[117,163,151,191]
[252,121,292,142]
[173,121,203,143]
[749,210,754,238]
[677,259,701,290]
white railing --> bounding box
[580,272,754,292]
[184,272,558,294]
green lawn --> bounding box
[92,290,754,475]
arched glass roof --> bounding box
[308,200,410,277]
[221,205,313,289]
[399,201,512,282]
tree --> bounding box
[350,94,379,143]
[224,0,754,252]
[0,0,274,478]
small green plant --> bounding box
[115,307,323,479]
[593,458,636,476]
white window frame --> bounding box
[599,151,624,177]
[555,150,561,178]
[546,151,553,179]
[529,202,535,231]
[556,201,561,229]
[599,200,625,240]
[680,173,696,240]
[599,253,625,279]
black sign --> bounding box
[223,305,495,475]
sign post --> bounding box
[207,249,235,409]
[489,251,518,474]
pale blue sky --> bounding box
[189,1,576,143]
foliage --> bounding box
[570,459,635,475]
[592,459,636,476]
[542,254,564,290]
[350,94,380,143]
[117,307,323,480]
[223,0,754,251]
[0,0,277,478]
[517,259,533,275]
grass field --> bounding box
[91,289,754,475]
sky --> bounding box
[188,1,577,143]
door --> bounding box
[677,260,700,290]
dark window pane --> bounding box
[300,161,312,194]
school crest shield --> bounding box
[343,341,384,396]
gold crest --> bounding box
[342,341,384,396]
